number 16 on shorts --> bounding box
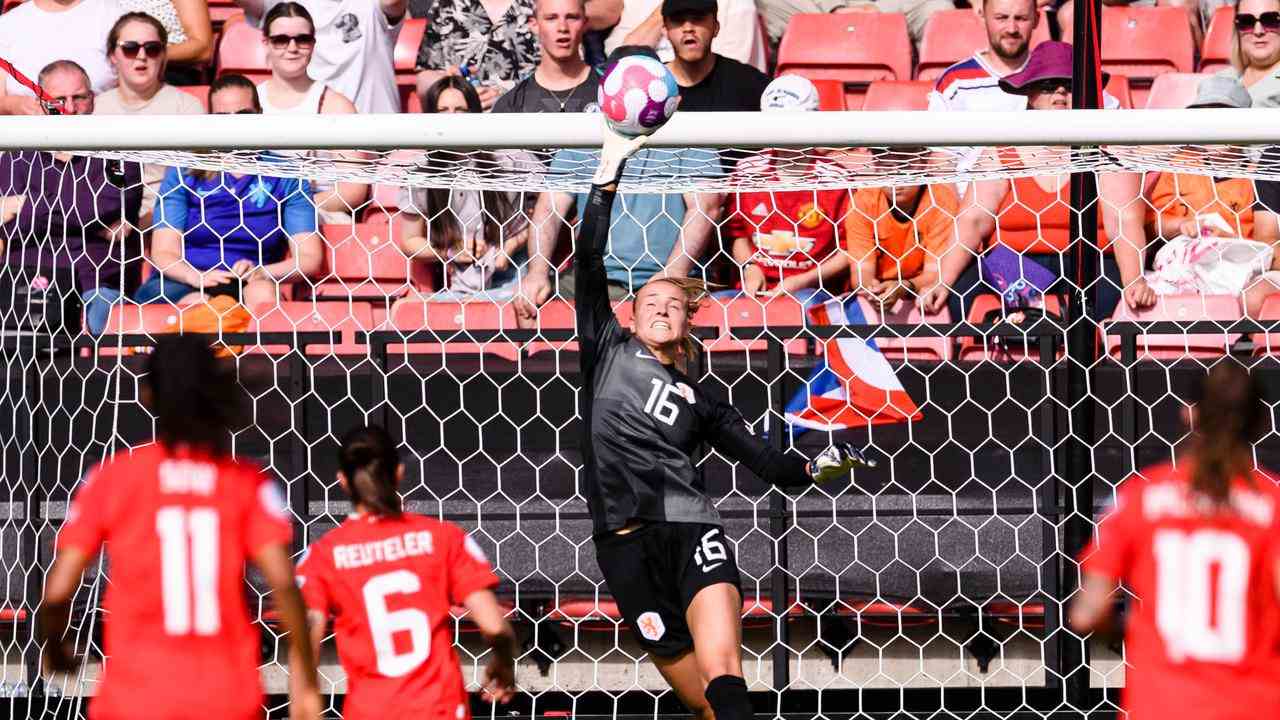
[694,528,728,573]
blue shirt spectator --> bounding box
[136,164,321,309]
[513,146,724,324]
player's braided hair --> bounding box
[146,335,244,458]
[1189,362,1265,505]
[338,425,404,517]
[636,276,712,371]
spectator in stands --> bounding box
[1217,0,1280,107]
[493,0,600,113]
[235,0,407,114]
[116,0,214,84]
[720,77,851,305]
[95,13,204,229]
[918,42,1133,321]
[928,0,1039,115]
[848,148,959,310]
[136,75,322,309]
[656,0,769,111]
[257,2,369,222]
[756,0,953,50]
[0,60,143,335]
[514,47,723,322]
[0,0,121,114]
[414,0,539,111]
[607,0,765,72]
[399,78,528,299]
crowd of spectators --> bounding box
[1,0,1280,339]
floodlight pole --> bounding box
[1063,0,1102,714]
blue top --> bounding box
[153,166,316,272]
[549,148,722,289]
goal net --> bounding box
[2,110,1279,719]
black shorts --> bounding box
[593,522,741,657]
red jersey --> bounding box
[57,443,293,720]
[722,170,848,287]
[1081,463,1280,720]
[296,513,499,720]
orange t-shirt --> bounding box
[990,149,1109,253]
[1148,173,1256,239]
[844,184,958,282]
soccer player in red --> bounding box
[296,425,516,720]
[1070,363,1280,720]
[38,335,321,720]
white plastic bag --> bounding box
[1146,234,1275,296]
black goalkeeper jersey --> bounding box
[575,186,812,535]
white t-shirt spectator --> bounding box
[928,50,1120,112]
[0,0,121,96]
[249,0,403,114]
[604,0,766,73]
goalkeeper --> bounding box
[578,126,875,720]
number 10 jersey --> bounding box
[1081,463,1280,720]
[296,513,499,720]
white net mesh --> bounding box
[3,114,1280,718]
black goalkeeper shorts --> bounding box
[594,522,742,657]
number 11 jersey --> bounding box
[296,513,499,720]
[1081,463,1280,720]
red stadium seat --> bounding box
[856,296,952,361]
[313,223,413,301]
[100,304,184,355]
[396,18,427,91]
[810,79,848,111]
[1105,73,1133,109]
[386,299,521,360]
[915,9,1051,81]
[215,12,270,82]
[1144,72,1211,109]
[248,301,375,355]
[207,0,239,24]
[1250,294,1280,356]
[1200,6,1235,74]
[176,84,210,111]
[522,299,578,356]
[1101,6,1195,106]
[1105,294,1241,360]
[693,295,807,353]
[862,80,933,111]
[776,12,913,110]
[985,601,1046,629]
[958,294,1063,362]
[363,182,406,223]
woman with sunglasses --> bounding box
[1218,0,1280,106]
[96,12,204,228]
[116,0,214,83]
[256,1,367,222]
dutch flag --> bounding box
[784,295,922,434]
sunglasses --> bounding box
[1029,78,1072,94]
[213,108,259,115]
[116,40,165,59]
[1235,11,1280,32]
[267,33,317,50]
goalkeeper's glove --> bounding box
[808,443,877,485]
[591,124,649,187]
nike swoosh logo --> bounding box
[635,350,657,361]
[701,563,723,572]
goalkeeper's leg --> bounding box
[687,583,754,720]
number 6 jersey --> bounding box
[295,512,499,720]
[1081,463,1280,720]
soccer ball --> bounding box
[598,55,680,137]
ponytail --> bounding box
[1189,362,1265,505]
[338,425,403,517]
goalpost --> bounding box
[2,110,1280,719]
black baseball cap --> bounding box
[661,0,716,18]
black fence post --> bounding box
[1064,1,1103,712]
[766,337,791,692]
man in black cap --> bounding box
[662,0,768,111]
